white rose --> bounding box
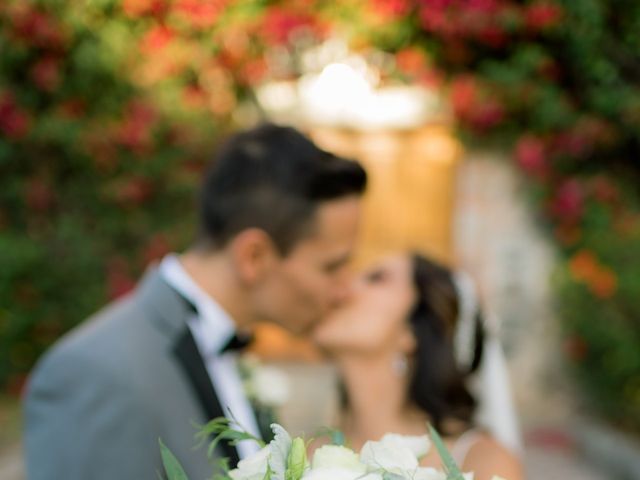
[413,467,446,480]
[360,435,418,476]
[380,433,431,459]
[228,445,270,480]
[311,445,366,473]
[304,444,369,480]
[303,468,382,480]
[253,366,291,407]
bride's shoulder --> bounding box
[462,432,524,480]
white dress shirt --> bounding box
[159,254,261,459]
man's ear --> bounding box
[229,228,279,285]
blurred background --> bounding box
[1,0,639,478]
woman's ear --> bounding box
[229,228,279,285]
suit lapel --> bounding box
[172,326,241,468]
[136,268,242,467]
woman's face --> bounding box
[312,253,417,354]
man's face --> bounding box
[253,195,362,336]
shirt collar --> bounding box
[159,254,236,356]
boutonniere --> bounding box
[239,354,291,441]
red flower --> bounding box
[261,7,316,45]
[139,25,174,54]
[553,130,590,158]
[0,93,31,140]
[467,0,500,14]
[590,267,617,299]
[116,101,157,153]
[11,7,65,50]
[515,135,548,178]
[418,0,454,9]
[182,85,208,110]
[238,58,268,87]
[113,176,154,206]
[525,2,562,31]
[30,56,62,92]
[371,0,413,18]
[218,28,251,67]
[395,48,428,78]
[467,96,504,131]
[122,0,167,18]
[477,24,507,48]
[450,75,478,119]
[419,7,452,36]
[550,179,584,224]
[173,0,225,29]
[569,249,599,282]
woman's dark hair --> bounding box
[198,123,367,254]
[407,254,485,434]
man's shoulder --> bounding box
[29,293,152,384]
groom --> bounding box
[24,123,367,480]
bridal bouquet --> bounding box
[160,419,507,480]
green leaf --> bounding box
[382,473,406,480]
[195,417,264,459]
[428,425,465,480]
[159,439,190,480]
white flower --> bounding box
[360,435,419,476]
[380,433,431,459]
[413,467,446,480]
[304,445,369,480]
[312,445,366,473]
[302,468,383,480]
[268,424,292,480]
[252,365,291,407]
[228,445,271,480]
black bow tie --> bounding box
[175,288,254,355]
[219,332,254,354]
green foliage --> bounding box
[555,213,640,430]
[196,417,265,459]
[1,0,639,433]
[0,0,217,391]
[429,425,465,480]
[160,439,190,480]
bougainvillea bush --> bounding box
[1,0,639,428]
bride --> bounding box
[311,253,524,480]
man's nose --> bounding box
[329,276,356,309]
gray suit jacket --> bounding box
[24,268,238,480]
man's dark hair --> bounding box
[198,123,367,254]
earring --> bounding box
[392,353,408,377]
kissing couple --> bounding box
[24,124,522,480]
